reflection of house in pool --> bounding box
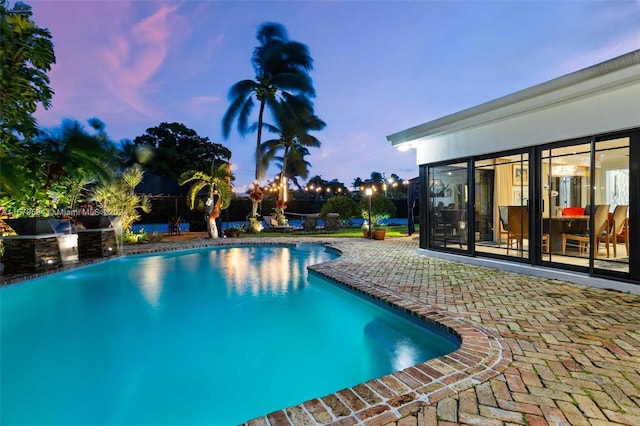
[388,50,639,293]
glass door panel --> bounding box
[474,154,529,258]
[593,138,630,274]
[428,162,469,251]
[541,143,591,266]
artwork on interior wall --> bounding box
[512,187,528,205]
[513,165,528,182]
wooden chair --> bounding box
[506,206,527,254]
[562,204,610,257]
[497,206,512,248]
[599,205,628,257]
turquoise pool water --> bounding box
[0,244,458,425]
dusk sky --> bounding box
[29,0,639,192]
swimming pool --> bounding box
[0,244,459,425]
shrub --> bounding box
[320,195,360,219]
[360,193,396,226]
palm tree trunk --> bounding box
[280,145,290,201]
[255,100,267,183]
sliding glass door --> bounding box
[540,137,630,276]
[474,152,530,259]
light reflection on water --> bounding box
[1,244,459,425]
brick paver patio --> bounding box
[5,234,638,425]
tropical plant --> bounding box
[0,0,56,148]
[360,193,397,227]
[222,22,316,183]
[0,119,117,217]
[89,164,151,231]
[30,118,115,190]
[259,96,325,201]
[179,162,234,238]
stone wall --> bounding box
[77,229,118,259]
[2,236,63,273]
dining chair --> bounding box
[497,206,512,248]
[599,205,629,257]
[507,206,528,254]
[562,204,610,257]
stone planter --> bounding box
[77,229,118,259]
[75,215,113,229]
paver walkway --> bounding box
[120,235,640,425]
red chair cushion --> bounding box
[562,207,585,216]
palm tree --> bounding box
[259,97,325,201]
[179,162,234,238]
[352,177,364,191]
[31,119,115,190]
[222,23,315,184]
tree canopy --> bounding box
[132,122,231,180]
[222,22,317,184]
[0,0,56,148]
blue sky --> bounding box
[30,0,640,192]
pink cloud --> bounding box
[101,3,181,118]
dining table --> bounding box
[543,215,590,253]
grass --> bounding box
[246,225,412,239]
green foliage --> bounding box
[1,119,117,216]
[320,195,359,219]
[0,0,56,147]
[360,193,397,226]
[179,162,234,212]
[260,96,325,192]
[122,228,162,244]
[89,164,151,231]
[133,122,232,180]
[222,23,316,182]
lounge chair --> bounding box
[323,213,341,231]
[301,214,319,232]
[262,216,294,232]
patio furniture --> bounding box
[301,214,319,232]
[168,217,181,235]
[323,213,341,231]
[438,209,466,248]
[262,216,294,232]
[562,204,610,257]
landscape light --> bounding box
[365,188,373,239]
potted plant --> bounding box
[372,225,387,240]
[360,193,396,240]
[224,225,244,238]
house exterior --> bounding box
[387,50,639,292]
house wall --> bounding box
[413,69,640,164]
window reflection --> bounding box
[428,163,469,251]
[474,154,529,258]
